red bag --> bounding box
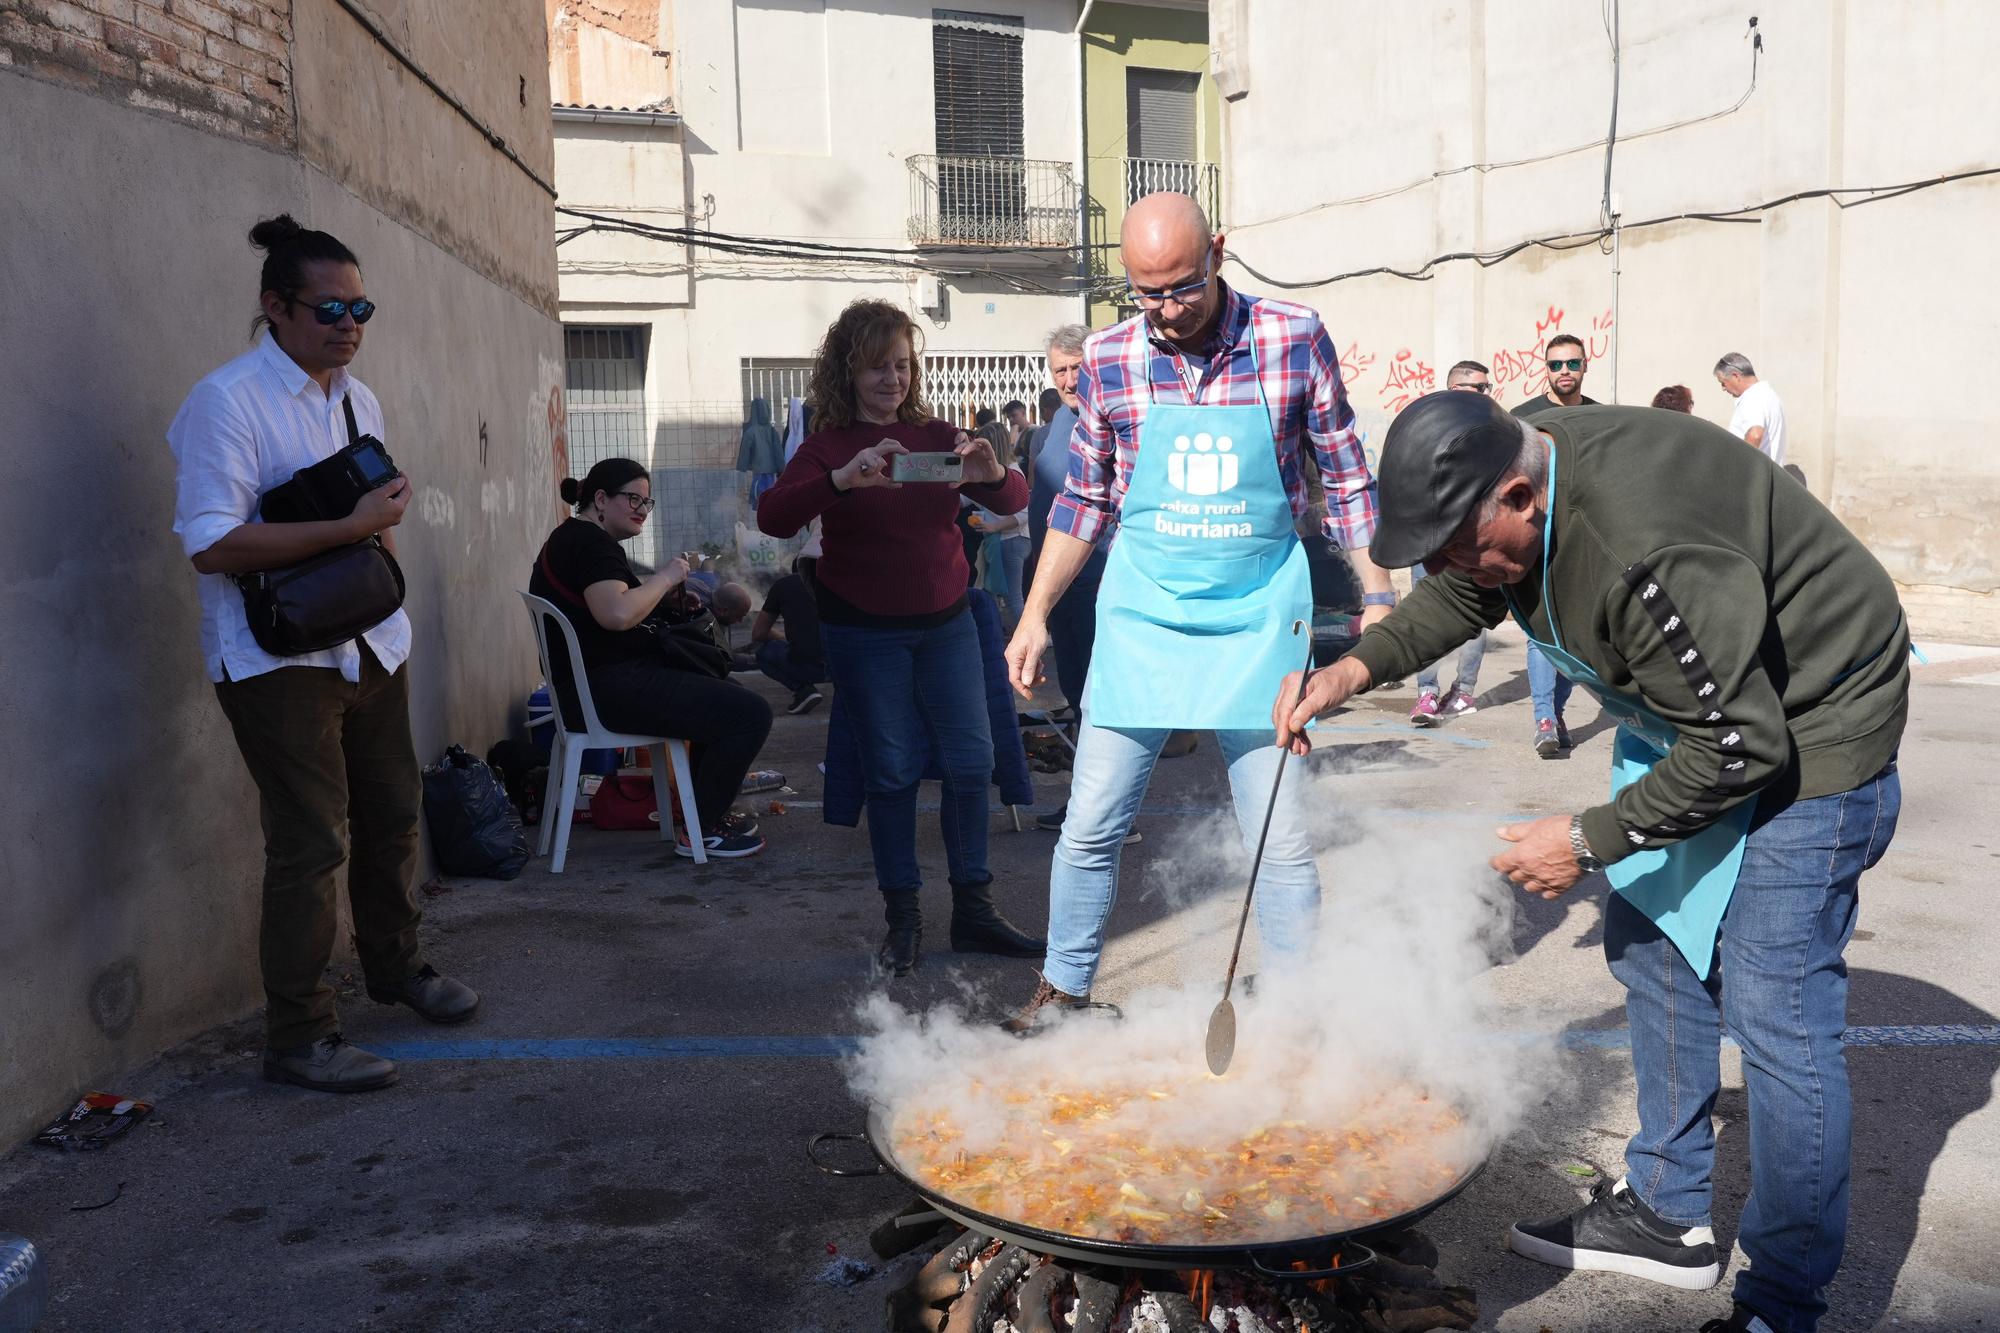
[588,775,660,831]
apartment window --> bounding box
[1127,68,1201,163]
[564,326,647,405]
[933,10,1025,158]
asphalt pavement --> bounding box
[1,624,1995,1332]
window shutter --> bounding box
[933,10,1024,158]
[1126,68,1201,162]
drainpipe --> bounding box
[1074,2,1095,323]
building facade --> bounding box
[0,1,561,1145]
[1079,0,1218,327]
[1210,0,2000,641]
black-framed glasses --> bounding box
[614,490,656,515]
[1126,253,1214,310]
[289,296,377,325]
[1546,357,1584,372]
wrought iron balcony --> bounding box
[906,154,1080,248]
[1123,157,1220,220]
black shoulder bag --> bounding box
[234,398,407,657]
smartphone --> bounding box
[890,452,964,483]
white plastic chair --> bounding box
[520,591,706,869]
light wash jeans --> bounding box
[1042,716,1322,996]
[1527,641,1574,726]
[1410,566,1487,695]
[1605,761,1900,1332]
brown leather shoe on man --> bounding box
[366,963,480,1024]
[263,1033,398,1093]
[1000,974,1091,1035]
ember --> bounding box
[883,1217,1475,1333]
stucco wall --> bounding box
[0,12,560,1146]
[1216,0,2000,641]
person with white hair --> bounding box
[1715,352,1787,465]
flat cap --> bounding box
[1369,390,1525,569]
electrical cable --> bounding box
[1226,165,2000,289]
[1229,24,1761,232]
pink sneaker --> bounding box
[1443,687,1479,717]
[1409,690,1442,728]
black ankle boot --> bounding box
[948,878,1045,958]
[878,891,921,976]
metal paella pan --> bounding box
[810,1104,1488,1278]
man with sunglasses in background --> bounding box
[168,215,478,1095]
[1511,334,1598,757]
[999,191,1396,1028]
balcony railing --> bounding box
[1124,157,1220,220]
[907,154,1080,248]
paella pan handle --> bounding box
[807,1132,888,1178]
[1247,1240,1379,1281]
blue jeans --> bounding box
[755,639,823,696]
[820,613,993,894]
[1605,762,1901,1332]
[1043,716,1322,996]
[1046,571,1101,713]
[991,536,1028,619]
[1527,641,1573,725]
[1410,568,1486,694]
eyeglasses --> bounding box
[1546,357,1584,372]
[1126,254,1213,310]
[1453,381,1492,394]
[614,490,656,514]
[289,296,377,325]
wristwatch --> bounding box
[1569,815,1606,874]
[1362,592,1398,608]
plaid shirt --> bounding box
[1048,280,1379,550]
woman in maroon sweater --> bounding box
[759,300,1043,976]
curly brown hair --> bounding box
[805,300,932,431]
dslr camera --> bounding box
[260,433,400,525]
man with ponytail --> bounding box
[168,215,479,1094]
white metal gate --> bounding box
[926,352,1049,427]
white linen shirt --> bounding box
[168,331,412,683]
[1727,379,1787,466]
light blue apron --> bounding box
[1085,335,1314,730]
[1504,444,1751,980]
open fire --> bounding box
[882,1217,1476,1333]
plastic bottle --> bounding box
[0,1235,47,1332]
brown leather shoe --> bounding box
[366,964,480,1024]
[263,1033,398,1093]
[1000,974,1091,1035]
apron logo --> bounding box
[1166,432,1239,496]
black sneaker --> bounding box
[717,809,760,839]
[1700,1304,1777,1333]
[788,688,824,715]
[676,828,766,859]
[1034,805,1067,831]
[1508,1176,1719,1290]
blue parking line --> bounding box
[373,1024,2000,1063]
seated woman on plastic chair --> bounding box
[529,458,772,859]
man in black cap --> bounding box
[1271,391,1909,1333]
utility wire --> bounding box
[1230,24,1762,232]
[1227,166,2000,289]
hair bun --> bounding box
[248,214,306,251]
[558,477,581,505]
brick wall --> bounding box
[0,0,294,143]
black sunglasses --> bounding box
[289,296,377,325]
[1546,357,1584,372]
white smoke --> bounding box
[842,764,1561,1242]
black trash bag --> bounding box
[423,745,531,879]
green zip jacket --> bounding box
[1351,405,1909,864]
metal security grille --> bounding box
[563,326,646,404]
[1126,68,1200,162]
[926,352,1050,428]
[741,358,815,419]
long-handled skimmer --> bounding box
[1205,619,1318,1078]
